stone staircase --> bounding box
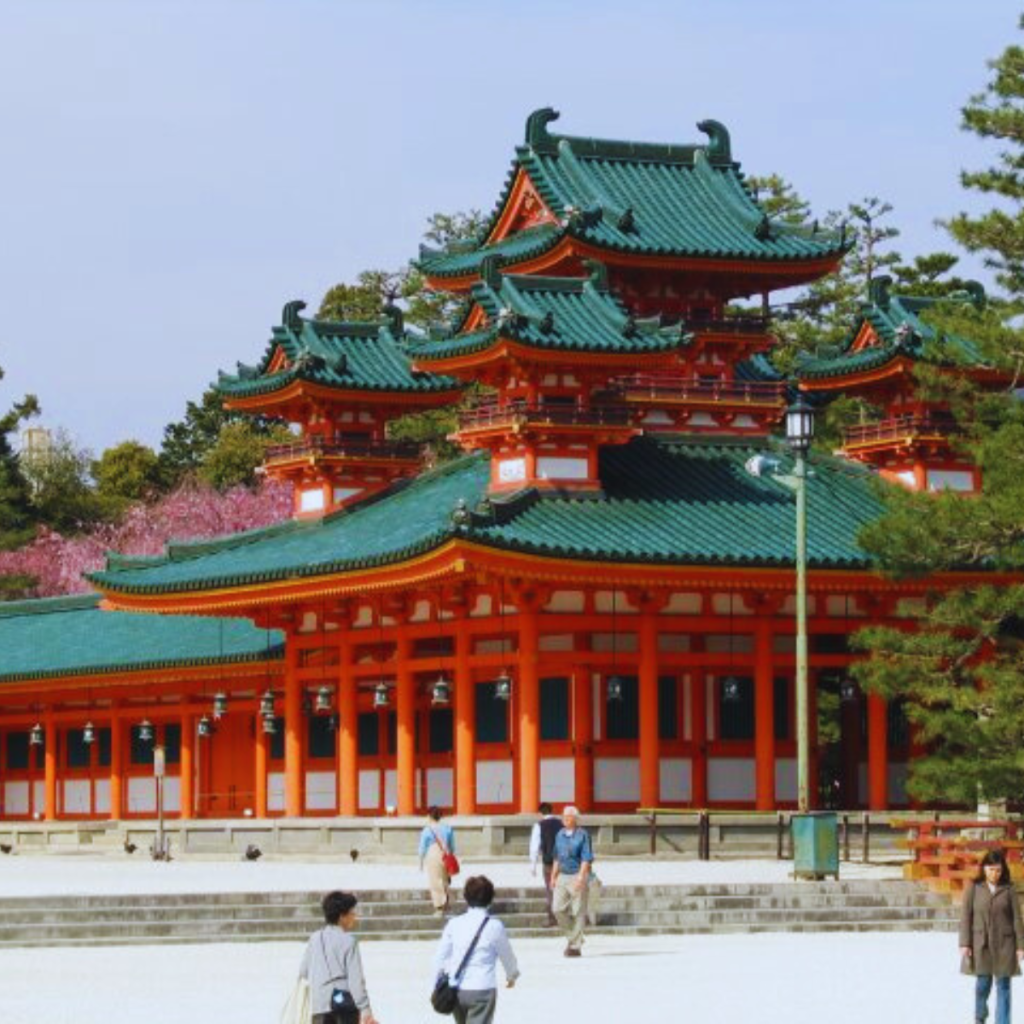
[0,881,957,948]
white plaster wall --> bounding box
[536,456,589,480]
[426,768,453,808]
[658,633,691,652]
[32,781,43,816]
[545,591,585,613]
[384,770,397,810]
[708,758,756,802]
[775,758,797,803]
[927,469,974,492]
[664,592,702,614]
[163,777,180,814]
[497,458,526,483]
[659,758,692,803]
[476,761,514,804]
[358,770,380,811]
[63,780,91,814]
[305,771,336,811]
[268,772,285,813]
[540,758,575,803]
[594,757,640,803]
[300,489,325,513]
[539,634,573,652]
[127,777,156,814]
[3,781,28,816]
[95,779,111,815]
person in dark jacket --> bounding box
[959,848,1024,1024]
[528,803,561,926]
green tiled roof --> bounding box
[419,109,847,279]
[0,594,283,683]
[216,300,460,400]
[797,279,989,381]
[90,438,885,598]
[410,268,687,363]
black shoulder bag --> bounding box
[431,916,491,1015]
[319,929,360,1024]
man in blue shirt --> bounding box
[550,805,594,957]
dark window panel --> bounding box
[163,723,181,765]
[475,682,509,744]
[307,715,335,759]
[605,675,639,741]
[357,713,379,756]
[658,675,678,741]
[719,676,754,741]
[6,732,29,771]
[540,677,570,741]
[773,677,790,741]
[429,709,453,753]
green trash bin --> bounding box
[792,812,839,880]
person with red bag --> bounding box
[419,805,458,916]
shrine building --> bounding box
[0,110,1003,821]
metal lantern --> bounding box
[315,685,332,713]
[82,721,96,746]
[722,676,742,703]
[197,714,213,738]
[213,691,228,718]
[261,712,277,736]
[785,396,815,453]
[373,681,391,709]
[607,676,623,702]
[840,678,859,704]
[431,675,451,706]
[138,719,154,743]
[29,722,43,747]
[259,689,275,717]
[494,670,512,702]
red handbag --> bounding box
[433,830,460,876]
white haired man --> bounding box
[549,805,594,957]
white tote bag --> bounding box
[280,976,311,1024]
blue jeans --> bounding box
[976,975,1011,1024]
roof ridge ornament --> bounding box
[582,259,609,291]
[696,119,732,163]
[383,301,404,338]
[282,299,307,332]
[525,107,560,153]
[480,254,505,291]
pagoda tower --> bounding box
[217,300,462,516]
[797,277,1002,492]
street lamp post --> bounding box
[785,396,815,814]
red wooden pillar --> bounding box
[573,665,593,811]
[691,670,708,807]
[283,629,303,817]
[754,619,775,810]
[396,630,416,816]
[44,715,57,821]
[638,606,660,809]
[518,603,540,813]
[338,630,358,817]
[179,711,194,820]
[454,617,475,815]
[109,712,123,820]
[254,717,268,818]
[867,693,888,810]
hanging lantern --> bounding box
[784,396,815,454]
[138,719,154,744]
[431,675,451,706]
[607,676,623,702]
[82,721,96,746]
[261,712,277,736]
[213,692,228,718]
[722,676,742,703]
[840,678,859,704]
[29,722,43,747]
[197,714,213,738]
[259,689,275,716]
[494,670,512,702]
[315,685,332,713]
[373,681,390,709]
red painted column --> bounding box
[283,629,303,817]
[396,630,416,817]
[44,715,57,821]
[518,603,540,813]
[338,630,358,817]
[573,666,594,811]
[454,617,475,815]
[691,669,708,807]
[179,711,194,820]
[254,718,268,818]
[638,606,660,809]
[109,712,123,820]
[867,693,888,810]
[754,619,775,810]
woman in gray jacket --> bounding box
[300,891,378,1024]
[960,849,1024,1024]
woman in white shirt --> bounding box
[432,875,520,1024]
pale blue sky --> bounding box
[0,0,1019,452]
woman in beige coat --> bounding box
[959,849,1024,1024]
[419,806,456,916]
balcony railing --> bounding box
[458,402,632,432]
[264,437,423,462]
[843,414,958,448]
[611,374,787,404]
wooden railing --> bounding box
[844,414,957,447]
[611,374,787,404]
[458,402,632,431]
[264,437,423,462]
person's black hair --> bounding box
[322,890,358,924]
[463,875,495,908]
[539,802,553,815]
[428,805,443,822]
[976,848,1011,886]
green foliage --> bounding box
[0,364,39,598]
[746,174,811,225]
[92,441,163,512]
[317,270,397,322]
[20,428,105,533]
[197,420,293,491]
